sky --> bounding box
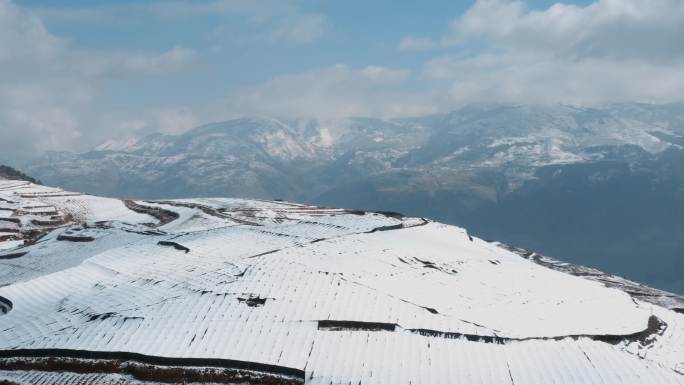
[1,0,684,161]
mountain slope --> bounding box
[0,165,40,184]
[0,179,683,384]
[24,103,684,293]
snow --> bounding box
[0,239,22,250]
[0,179,154,225]
[94,137,141,152]
[318,126,334,147]
[0,181,683,384]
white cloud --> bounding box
[447,0,684,60]
[270,14,328,44]
[78,46,195,78]
[97,106,198,141]
[36,1,328,46]
[0,0,195,162]
[219,64,434,120]
[149,107,198,134]
[423,53,684,106]
[360,66,410,83]
[399,0,684,107]
[0,0,65,64]
[0,1,195,79]
[398,36,438,51]
[0,82,84,161]
[4,0,684,161]
[145,0,295,20]
[34,0,291,22]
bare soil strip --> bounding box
[0,349,304,385]
[122,201,179,227]
[318,315,667,347]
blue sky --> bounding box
[19,1,590,96]
[1,0,683,160]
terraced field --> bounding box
[0,179,682,384]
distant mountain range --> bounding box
[26,103,684,293]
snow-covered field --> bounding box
[0,178,682,384]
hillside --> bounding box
[24,103,684,294]
[0,179,683,384]
[0,165,40,185]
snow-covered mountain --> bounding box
[0,177,683,384]
[23,103,684,295]
[27,103,684,200]
[27,115,435,200]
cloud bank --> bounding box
[220,64,432,119]
[0,0,198,161]
[228,0,684,119]
[405,0,684,105]
[1,0,683,161]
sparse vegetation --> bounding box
[0,165,40,184]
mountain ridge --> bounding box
[24,102,684,293]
